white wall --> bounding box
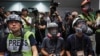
[99,0,100,9]
[57,7,81,18]
[0,1,50,12]
[91,0,99,11]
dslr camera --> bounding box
[50,0,60,16]
[28,8,38,16]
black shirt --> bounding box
[66,34,93,56]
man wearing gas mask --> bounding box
[79,0,96,55]
[79,0,95,32]
[66,17,93,56]
[41,22,65,56]
[72,17,93,35]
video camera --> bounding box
[28,8,38,16]
[50,0,60,16]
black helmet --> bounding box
[6,14,22,24]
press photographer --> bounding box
[49,0,61,22]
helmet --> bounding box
[72,17,86,27]
[81,0,92,12]
[72,17,88,32]
[47,22,58,37]
[6,14,22,24]
[47,22,58,28]
[81,0,90,7]
[72,17,93,35]
[72,17,80,28]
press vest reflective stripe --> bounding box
[96,29,100,32]
[7,31,35,56]
[79,13,95,22]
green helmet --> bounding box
[6,14,22,24]
[47,22,58,29]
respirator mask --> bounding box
[49,27,58,38]
[76,19,93,35]
[82,3,92,13]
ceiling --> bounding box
[0,0,82,8]
[0,0,98,9]
[55,0,82,8]
[0,0,50,1]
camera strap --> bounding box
[18,29,25,52]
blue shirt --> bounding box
[66,34,93,56]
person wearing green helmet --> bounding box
[0,14,38,56]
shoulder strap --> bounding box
[18,29,25,52]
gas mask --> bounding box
[82,4,92,13]
[75,27,82,33]
[76,19,87,32]
[78,23,87,33]
[76,20,93,35]
[49,28,58,37]
[73,17,93,35]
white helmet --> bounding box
[6,14,22,24]
[72,17,93,35]
[47,22,58,28]
[72,17,80,28]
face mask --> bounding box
[82,4,91,13]
[75,27,82,33]
[50,29,57,37]
[80,24,88,33]
[77,20,88,33]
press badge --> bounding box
[76,50,84,56]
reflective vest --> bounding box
[7,31,35,56]
[79,13,95,22]
[22,16,32,32]
[96,29,100,32]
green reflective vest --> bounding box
[79,13,95,22]
[7,31,35,56]
[22,16,31,32]
[96,29,100,32]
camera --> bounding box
[28,8,38,16]
[50,2,59,11]
[50,2,60,12]
[50,0,60,16]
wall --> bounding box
[56,0,99,18]
[99,0,100,9]
[0,1,50,12]
[57,7,80,18]
[0,0,99,16]
[91,0,99,11]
